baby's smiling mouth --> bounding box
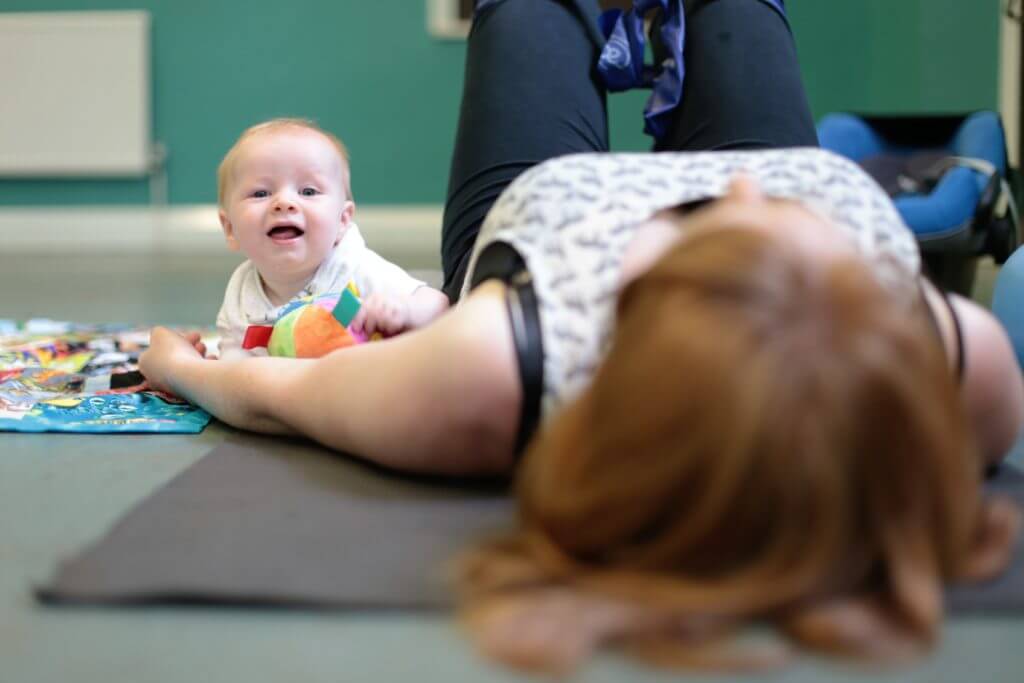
[267,224,305,240]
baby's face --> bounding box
[219,128,353,284]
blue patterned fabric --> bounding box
[597,0,787,140]
[473,0,504,13]
[597,0,684,140]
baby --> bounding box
[214,118,449,358]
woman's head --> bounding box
[460,225,1019,673]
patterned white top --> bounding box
[216,224,425,359]
[462,148,920,419]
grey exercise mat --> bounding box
[947,463,1024,613]
[37,439,514,609]
[37,439,1024,612]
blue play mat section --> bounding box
[0,391,211,434]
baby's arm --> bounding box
[407,286,450,328]
[351,286,449,337]
[348,245,450,336]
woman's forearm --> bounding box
[140,285,519,475]
[169,356,300,435]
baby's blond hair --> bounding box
[217,118,352,207]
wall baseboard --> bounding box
[0,204,444,261]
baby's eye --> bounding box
[250,189,269,198]
[300,187,319,197]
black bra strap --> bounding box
[470,241,545,456]
[939,289,966,383]
[506,273,544,455]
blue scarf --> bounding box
[598,0,787,140]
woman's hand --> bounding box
[139,327,206,395]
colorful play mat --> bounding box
[0,320,211,433]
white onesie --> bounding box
[216,224,425,359]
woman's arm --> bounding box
[951,293,1024,465]
[141,281,522,475]
[923,280,1024,465]
[141,329,302,435]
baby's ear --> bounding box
[219,209,240,252]
[340,200,355,226]
[336,201,355,245]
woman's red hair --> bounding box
[458,227,1019,673]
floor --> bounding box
[1,251,1023,683]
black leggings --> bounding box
[440,0,819,301]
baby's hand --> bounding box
[350,293,410,337]
[189,332,209,358]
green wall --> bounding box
[790,0,1002,117]
[0,0,1004,206]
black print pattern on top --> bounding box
[462,148,920,419]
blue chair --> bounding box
[818,111,1019,294]
[993,246,1024,371]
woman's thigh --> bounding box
[442,0,608,301]
[655,0,818,152]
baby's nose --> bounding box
[273,193,298,211]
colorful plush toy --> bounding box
[241,283,378,358]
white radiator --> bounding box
[0,11,151,177]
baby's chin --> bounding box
[252,254,322,284]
